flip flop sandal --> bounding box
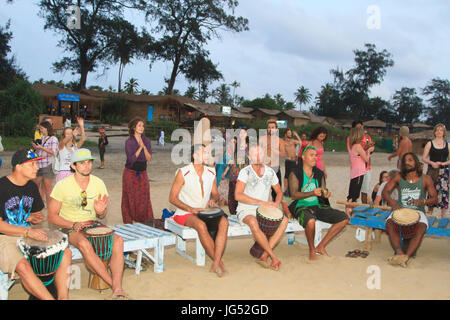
[345,251,358,258]
[256,257,270,269]
[360,251,369,258]
[270,261,281,271]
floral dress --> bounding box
[435,167,449,211]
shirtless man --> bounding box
[259,120,285,200]
[283,129,301,193]
[388,126,412,169]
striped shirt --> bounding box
[36,136,59,169]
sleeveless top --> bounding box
[58,145,77,171]
[398,176,426,213]
[429,140,448,168]
[348,144,366,179]
[174,164,216,216]
[315,147,324,170]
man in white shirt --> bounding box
[169,144,229,277]
[235,145,287,271]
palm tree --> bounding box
[230,80,240,106]
[140,88,151,95]
[294,86,312,111]
[124,78,139,94]
[184,86,198,99]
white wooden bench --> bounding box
[0,270,15,300]
[71,223,176,274]
[164,216,331,266]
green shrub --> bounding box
[100,95,127,122]
[0,80,46,136]
[145,120,179,139]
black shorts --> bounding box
[347,175,364,202]
[284,160,298,179]
[293,205,349,228]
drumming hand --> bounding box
[94,194,109,215]
[27,212,46,224]
[190,207,204,213]
[73,221,91,232]
[312,188,322,197]
[28,228,48,242]
[407,199,425,207]
[264,201,279,208]
[207,200,218,208]
[391,203,401,211]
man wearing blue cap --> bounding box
[48,148,129,299]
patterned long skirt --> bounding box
[435,167,449,211]
[121,168,154,224]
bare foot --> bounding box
[388,254,409,267]
[315,246,330,257]
[309,251,319,261]
[256,257,270,269]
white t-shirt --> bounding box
[377,181,398,201]
[58,145,77,171]
[236,165,279,214]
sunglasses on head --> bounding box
[26,149,40,160]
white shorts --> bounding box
[387,210,428,229]
[360,170,371,194]
[237,208,257,223]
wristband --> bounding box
[24,229,29,238]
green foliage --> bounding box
[144,0,249,94]
[0,20,26,90]
[38,0,145,89]
[0,80,45,136]
[422,78,450,128]
[392,87,424,124]
[242,97,281,111]
[1,136,34,150]
[100,96,127,123]
[145,120,179,139]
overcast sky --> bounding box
[1,0,449,109]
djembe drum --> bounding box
[391,208,420,239]
[17,229,68,299]
[197,207,227,241]
[82,224,114,290]
[250,205,284,258]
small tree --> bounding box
[0,80,45,136]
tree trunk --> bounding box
[167,55,181,95]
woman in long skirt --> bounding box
[121,117,154,224]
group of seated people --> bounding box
[0,142,438,299]
[0,148,128,300]
[168,142,438,275]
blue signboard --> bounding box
[58,94,80,102]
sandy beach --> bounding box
[2,136,449,300]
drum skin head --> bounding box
[22,229,64,247]
[257,205,283,220]
[85,226,114,235]
[392,208,420,225]
[201,207,222,214]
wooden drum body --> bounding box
[83,225,114,290]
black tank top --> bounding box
[429,141,449,167]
